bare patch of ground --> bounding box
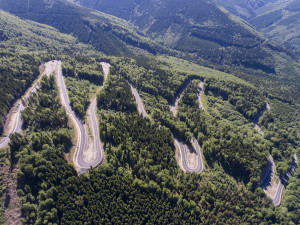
[82,121,96,163]
[174,142,186,172]
[1,164,21,225]
[2,105,18,137]
[186,145,197,169]
[265,176,279,199]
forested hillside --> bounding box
[62,57,104,118]
[0,0,168,56]
[111,57,269,183]
[0,10,96,55]
[4,58,295,224]
[212,0,300,57]
[0,53,40,135]
[75,0,300,78]
[0,0,299,224]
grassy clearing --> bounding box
[157,56,254,86]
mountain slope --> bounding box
[213,0,300,57]
[75,0,299,78]
[0,0,168,56]
[0,10,95,54]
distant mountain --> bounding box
[0,0,167,56]
[74,0,299,77]
[1,0,299,82]
[0,9,95,54]
[213,0,300,57]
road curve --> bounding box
[0,104,23,149]
[83,98,104,173]
[260,155,275,190]
[0,61,56,149]
[81,62,110,171]
[126,78,204,174]
[273,155,297,206]
[128,82,148,118]
[174,137,204,174]
[56,60,106,173]
[191,139,205,173]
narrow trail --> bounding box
[171,80,192,117]
[56,60,108,173]
[0,61,56,150]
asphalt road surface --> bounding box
[0,62,57,149]
[174,137,204,174]
[260,155,275,190]
[127,79,204,174]
[0,103,24,149]
[191,139,205,173]
[273,155,297,206]
[56,60,106,173]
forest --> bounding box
[97,71,137,113]
[0,51,40,135]
[62,58,104,118]
[0,51,296,224]
[5,62,292,224]
[0,0,298,223]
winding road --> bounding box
[253,103,298,206]
[56,60,107,173]
[273,155,297,206]
[174,138,204,173]
[260,155,275,189]
[128,81,204,174]
[0,61,56,149]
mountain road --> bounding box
[56,60,107,173]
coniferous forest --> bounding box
[0,0,299,224]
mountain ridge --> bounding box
[74,0,299,77]
[212,0,300,57]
